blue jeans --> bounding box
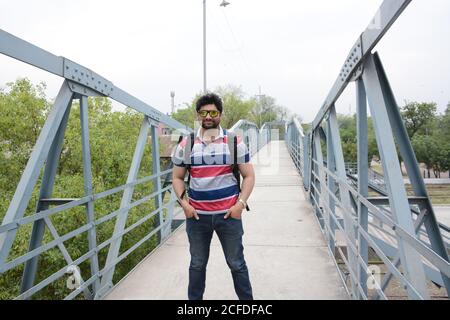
[185,213,253,300]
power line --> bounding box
[207,5,242,77]
[219,6,261,93]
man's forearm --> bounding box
[172,178,188,207]
[239,175,255,203]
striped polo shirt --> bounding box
[172,126,250,215]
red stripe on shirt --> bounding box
[189,195,238,212]
[223,135,242,144]
[179,137,188,148]
[189,165,232,178]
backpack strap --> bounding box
[226,130,250,211]
[186,132,195,193]
[177,132,195,200]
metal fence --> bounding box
[0,28,194,300]
[286,0,450,299]
[0,28,274,299]
[1,0,449,301]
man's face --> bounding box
[198,104,221,129]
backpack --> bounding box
[177,130,250,211]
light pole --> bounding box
[256,85,265,128]
[203,0,206,93]
[170,91,175,115]
[203,0,230,93]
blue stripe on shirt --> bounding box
[188,184,239,201]
[190,154,231,166]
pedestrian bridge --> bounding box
[0,0,449,300]
[105,141,347,300]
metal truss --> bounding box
[0,29,191,299]
[1,0,449,301]
[287,0,450,299]
[0,31,269,298]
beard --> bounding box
[201,119,219,129]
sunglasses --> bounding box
[198,110,220,118]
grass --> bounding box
[369,163,450,205]
[406,184,450,205]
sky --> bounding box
[0,0,449,123]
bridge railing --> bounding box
[286,0,450,300]
[286,118,307,180]
[229,120,261,157]
[0,29,191,300]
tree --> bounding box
[412,134,438,178]
[171,86,286,130]
[432,142,450,178]
[250,94,280,128]
[216,85,255,129]
[401,101,437,139]
[441,103,450,138]
[429,103,450,177]
[0,79,159,299]
[171,101,197,129]
[0,78,49,190]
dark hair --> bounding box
[195,93,223,113]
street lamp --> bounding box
[203,0,231,93]
[170,91,175,115]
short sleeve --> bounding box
[171,138,187,167]
[236,135,250,164]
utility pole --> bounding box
[203,0,207,93]
[170,91,175,115]
[256,85,265,128]
[203,1,231,93]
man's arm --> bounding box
[172,165,199,220]
[237,163,255,204]
[224,162,255,219]
[172,165,187,204]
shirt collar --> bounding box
[196,125,224,142]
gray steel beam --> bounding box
[0,29,190,133]
[372,236,445,290]
[326,121,337,255]
[151,124,165,243]
[367,197,427,206]
[303,134,311,190]
[312,0,412,130]
[310,134,321,221]
[97,117,151,297]
[0,28,63,75]
[20,97,72,294]
[328,106,358,298]
[80,96,101,294]
[42,216,93,300]
[313,130,327,230]
[372,52,450,294]
[356,79,369,299]
[374,209,427,299]
[362,53,429,299]
[0,81,73,267]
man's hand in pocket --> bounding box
[224,203,244,220]
[182,201,199,220]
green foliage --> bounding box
[0,79,160,299]
[171,102,197,128]
[216,86,256,129]
[171,85,289,130]
[337,114,378,164]
[411,102,450,178]
[402,101,437,138]
[0,79,49,193]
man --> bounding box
[171,93,255,300]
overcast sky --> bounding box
[0,0,449,123]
